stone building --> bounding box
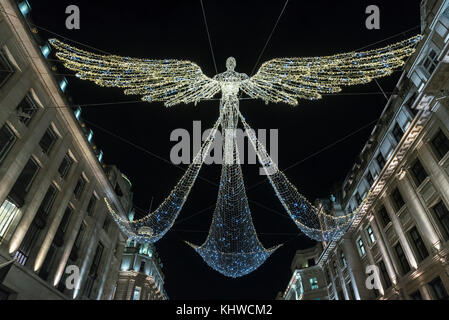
[282,0,449,300]
[114,238,168,300]
[0,0,134,300]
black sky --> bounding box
[28,0,421,299]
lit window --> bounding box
[133,286,141,300]
[98,150,103,163]
[422,48,439,75]
[0,199,20,239]
[18,1,31,17]
[41,44,51,58]
[366,225,376,243]
[87,129,93,143]
[60,78,68,92]
[341,251,347,267]
[309,277,319,290]
[74,106,82,120]
[357,238,366,256]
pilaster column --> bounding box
[382,194,418,270]
[359,219,383,296]
[334,250,350,300]
[418,141,449,208]
[420,284,433,300]
[340,236,372,299]
[326,262,338,299]
[0,109,54,206]
[397,170,441,251]
[370,212,400,286]
[34,160,82,271]
[51,180,94,286]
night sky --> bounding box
[28,0,421,299]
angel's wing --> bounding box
[49,39,220,107]
[241,35,422,106]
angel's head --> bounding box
[226,57,236,71]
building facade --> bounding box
[0,0,135,300]
[114,239,168,300]
[282,0,449,300]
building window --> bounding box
[429,277,449,300]
[410,290,423,300]
[35,184,58,220]
[366,225,376,243]
[391,188,405,211]
[379,206,391,227]
[140,260,146,273]
[357,237,366,256]
[115,183,123,197]
[366,171,374,186]
[84,242,104,298]
[0,199,20,239]
[341,251,347,267]
[394,243,411,275]
[73,223,85,251]
[305,258,314,268]
[86,196,97,216]
[422,48,439,75]
[38,242,58,280]
[14,185,57,266]
[392,122,404,144]
[433,201,449,240]
[410,158,428,186]
[333,260,338,275]
[39,127,57,155]
[16,95,39,126]
[431,129,449,160]
[0,124,16,164]
[58,207,73,235]
[378,260,392,289]
[376,153,386,170]
[74,176,86,200]
[133,286,141,300]
[58,154,73,179]
[409,226,429,262]
[8,158,39,208]
[0,50,14,87]
[310,277,319,290]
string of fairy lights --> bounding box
[53,34,421,277]
[105,116,221,244]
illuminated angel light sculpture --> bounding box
[50,35,421,277]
